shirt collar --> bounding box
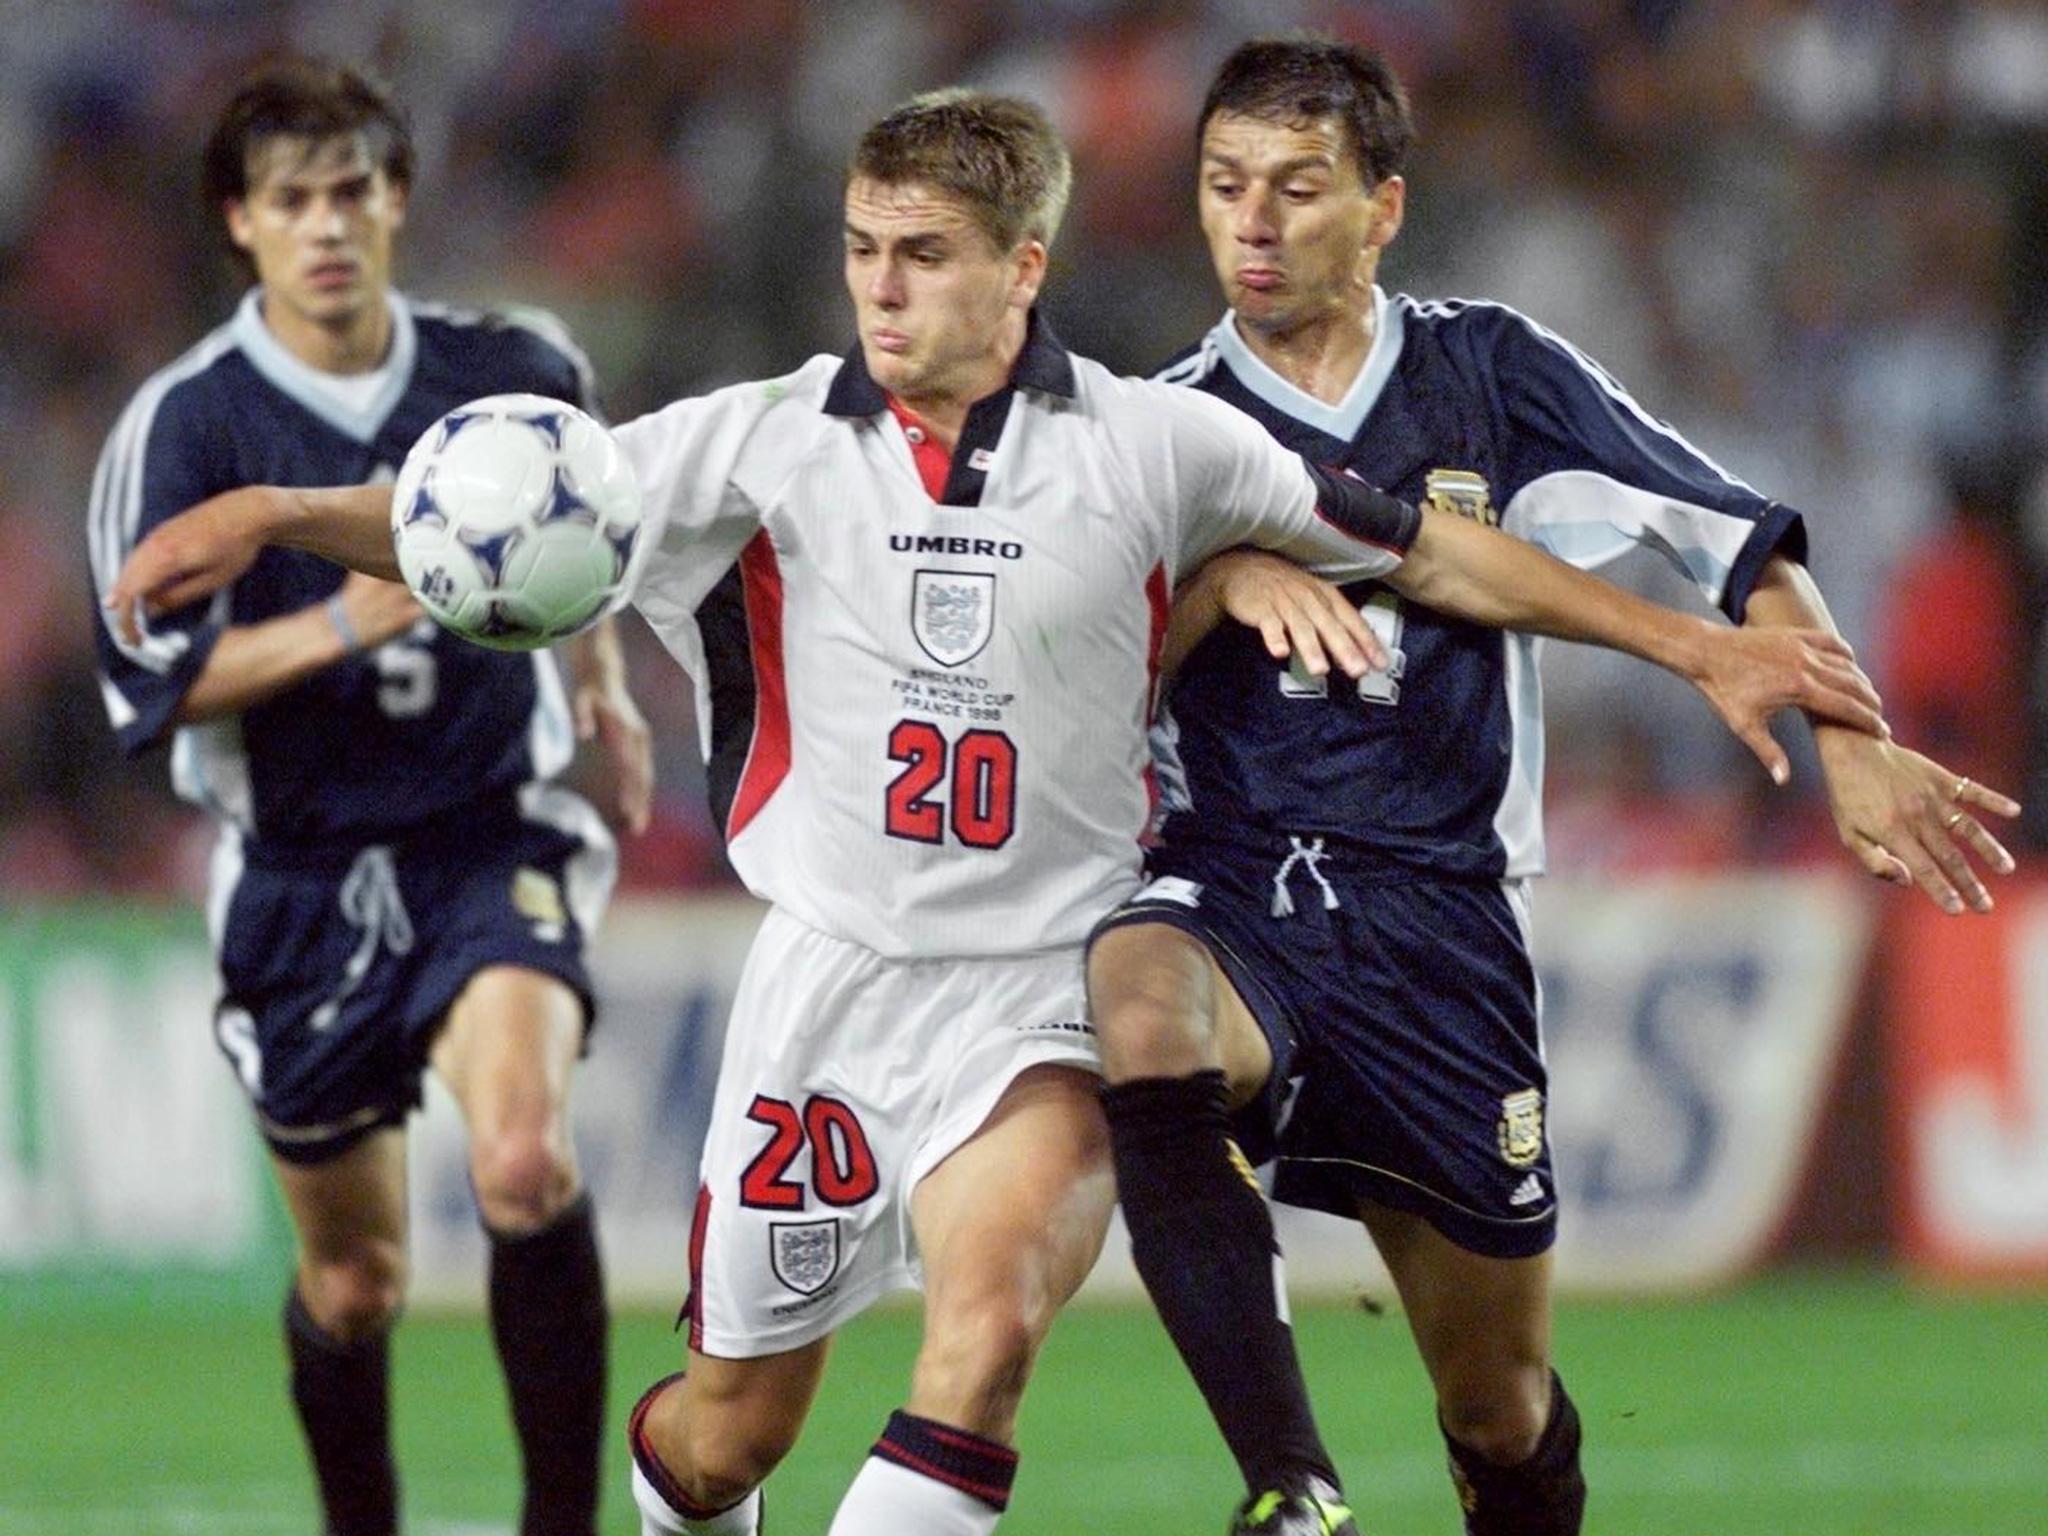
[823,307,1077,418]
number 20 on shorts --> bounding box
[739,1095,881,1210]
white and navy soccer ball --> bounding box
[389,393,644,651]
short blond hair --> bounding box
[850,88,1072,253]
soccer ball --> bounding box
[389,393,645,651]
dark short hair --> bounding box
[851,88,1072,253]
[1199,35,1414,186]
[202,55,415,212]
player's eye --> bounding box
[1207,180,1242,199]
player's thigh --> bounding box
[429,963,585,1139]
[1087,920,1273,1099]
[1360,1197,1555,1398]
[272,1126,410,1328]
[912,1064,1115,1342]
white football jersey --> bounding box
[617,319,1406,959]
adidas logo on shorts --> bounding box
[1508,1173,1547,1207]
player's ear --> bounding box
[224,199,255,253]
[1366,174,1405,253]
[386,175,409,233]
[1008,238,1047,311]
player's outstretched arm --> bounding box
[1161,548,1389,682]
[176,573,423,722]
[105,483,397,644]
[1387,506,1887,784]
[565,618,654,835]
[1743,554,2019,913]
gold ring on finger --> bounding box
[1945,810,1966,831]
[1953,776,1972,802]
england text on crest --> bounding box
[769,1219,841,1296]
[911,568,995,668]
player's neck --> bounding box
[260,291,395,377]
[1233,301,1374,407]
[894,310,1027,453]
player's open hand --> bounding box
[104,486,281,645]
[1691,625,1887,785]
[572,672,654,836]
[1172,547,1390,682]
[1813,729,2019,913]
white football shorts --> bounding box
[684,905,1099,1358]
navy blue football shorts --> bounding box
[209,787,615,1165]
[1091,841,1556,1259]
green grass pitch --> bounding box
[3,1271,2042,1533]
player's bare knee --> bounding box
[1439,1361,1553,1465]
[1089,928,1216,1082]
[301,1245,406,1342]
[470,1128,576,1234]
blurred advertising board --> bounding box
[0,907,268,1273]
[1891,881,2048,1282]
[3,880,1876,1298]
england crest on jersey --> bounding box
[770,1218,841,1295]
[912,569,994,667]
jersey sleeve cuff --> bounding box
[110,620,223,756]
[1305,462,1422,555]
[1721,503,1808,624]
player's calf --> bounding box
[1102,1069,1343,1501]
[285,1285,400,1536]
[629,1352,820,1529]
[1441,1371,1586,1536]
[489,1190,607,1536]
[629,1375,766,1534]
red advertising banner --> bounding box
[1891,881,2048,1280]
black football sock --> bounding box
[1442,1371,1586,1536]
[284,1285,398,1536]
[1103,1071,1339,1495]
[488,1190,609,1536]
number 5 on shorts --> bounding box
[738,1094,881,1209]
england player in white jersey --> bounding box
[109,89,1889,1536]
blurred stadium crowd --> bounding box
[4,0,2046,897]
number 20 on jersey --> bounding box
[883,719,1018,849]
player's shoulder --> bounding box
[409,295,596,393]
[1075,351,1254,436]
[102,318,248,456]
[1395,292,1587,372]
[614,354,843,456]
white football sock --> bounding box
[827,1454,1002,1536]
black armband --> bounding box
[1304,462,1422,553]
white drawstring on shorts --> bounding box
[1270,835,1340,918]
[309,845,416,1031]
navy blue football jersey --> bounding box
[90,291,594,845]
[1152,291,1808,879]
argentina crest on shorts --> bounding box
[911,568,994,667]
[769,1218,841,1296]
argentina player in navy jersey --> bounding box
[86,60,649,1536]
[1088,37,2021,1536]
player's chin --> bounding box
[863,347,919,392]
